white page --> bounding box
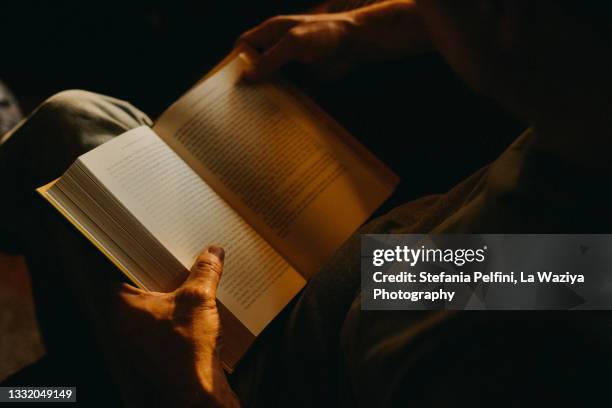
[155,54,398,277]
[79,126,305,335]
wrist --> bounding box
[195,352,240,408]
[348,0,432,60]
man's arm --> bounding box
[237,0,432,81]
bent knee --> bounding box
[22,90,149,156]
[47,89,100,105]
[33,89,150,136]
[37,89,119,123]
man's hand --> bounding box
[237,0,431,81]
[112,245,240,408]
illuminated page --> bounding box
[78,126,305,335]
[154,52,398,277]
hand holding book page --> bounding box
[154,50,398,278]
[77,127,305,338]
[37,48,397,369]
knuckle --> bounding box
[200,287,215,300]
[194,258,222,275]
[195,259,213,270]
[287,26,302,39]
[267,15,285,24]
[285,29,304,46]
[178,286,207,302]
[175,285,216,306]
[269,14,297,24]
[180,285,209,303]
[239,28,256,41]
[173,287,217,321]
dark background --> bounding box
[0,0,525,400]
[1,1,305,114]
[1,0,524,207]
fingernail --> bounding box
[208,245,225,262]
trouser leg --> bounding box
[0,89,152,249]
[0,90,152,404]
[0,89,152,345]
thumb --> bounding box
[184,245,225,300]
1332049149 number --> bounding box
[0,387,76,402]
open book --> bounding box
[37,49,398,371]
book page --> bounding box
[78,126,305,336]
[154,52,398,277]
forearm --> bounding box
[350,0,432,60]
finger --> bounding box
[237,16,302,51]
[243,30,304,81]
[118,282,148,296]
[184,245,225,300]
[115,281,174,326]
[114,283,150,317]
[117,282,166,301]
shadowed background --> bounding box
[0,0,523,383]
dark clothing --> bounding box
[233,130,612,407]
